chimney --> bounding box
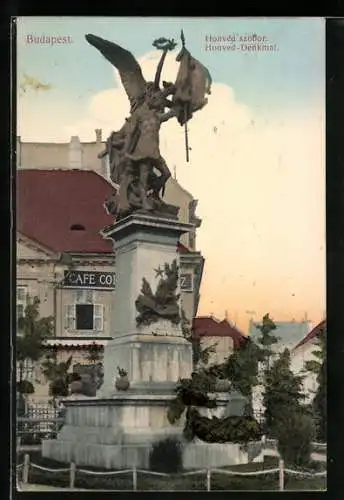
[68,136,83,169]
[95,129,102,143]
[16,136,21,168]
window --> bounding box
[70,224,86,231]
[17,359,34,382]
[17,286,27,328]
[76,304,94,330]
[17,287,26,302]
[23,359,34,382]
[65,290,104,332]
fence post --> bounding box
[69,462,76,489]
[22,454,30,485]
[132,465,137,491]
[206,468,211,491]
[279,459,285,491]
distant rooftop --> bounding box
[192,316,246,348]
[249,319,311,350]
[293,319,326,350]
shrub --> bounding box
[276,410,315,467]
[149,437,183,473]
[17,380,34,395]
[182,408,263,444]
[49,378,69,397]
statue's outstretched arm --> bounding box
[160,108,177,123]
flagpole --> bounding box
[181,30,190,163]
[184,106,189,162]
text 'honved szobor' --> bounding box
[204,33,278,52]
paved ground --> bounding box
[263,449,326,463]
[18,483,88,491]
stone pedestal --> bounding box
[43,214,194,467]
[100,214,194,396]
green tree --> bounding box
[180,308,217,368]
[255,313,279,369]
[218,337,265,415]
[263,348,306,436]
[84,342,104,392]
[313,355,326,441]
[16,296,53,399]
[305,326,326,441]
[265,349,315,466]
[167,335,264,444]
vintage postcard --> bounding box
[15,17,325,491]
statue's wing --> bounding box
[85,34,146,107]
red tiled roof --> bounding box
[17,169,116,253]
[293,319,326,350]
[192,316,245,348]
[17,169,192,255]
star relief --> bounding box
[154,266,164,278]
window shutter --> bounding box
[65,305,75,330]
[16,304,24,320]
[94,304,104,332]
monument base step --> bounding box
[42,393,263,469]
[42,438,263,470]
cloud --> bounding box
[18,49,325,327]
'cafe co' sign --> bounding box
[63,270,116,289]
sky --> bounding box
[16,17,326,332]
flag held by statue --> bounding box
[173,46,212,126]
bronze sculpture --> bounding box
[86,32,211,221]
[135,259,181,327]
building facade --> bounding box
[192,316,245,366]
[17,133,204,401]
[290,319,326,402]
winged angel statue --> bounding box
[85,32,212,221]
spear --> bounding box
[181,30,190,163]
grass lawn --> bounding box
[16,451,326,491]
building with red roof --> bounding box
[290,319,326,402]
[192,315,246,365]
[293,319,326,351]
[17,169,115,254]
